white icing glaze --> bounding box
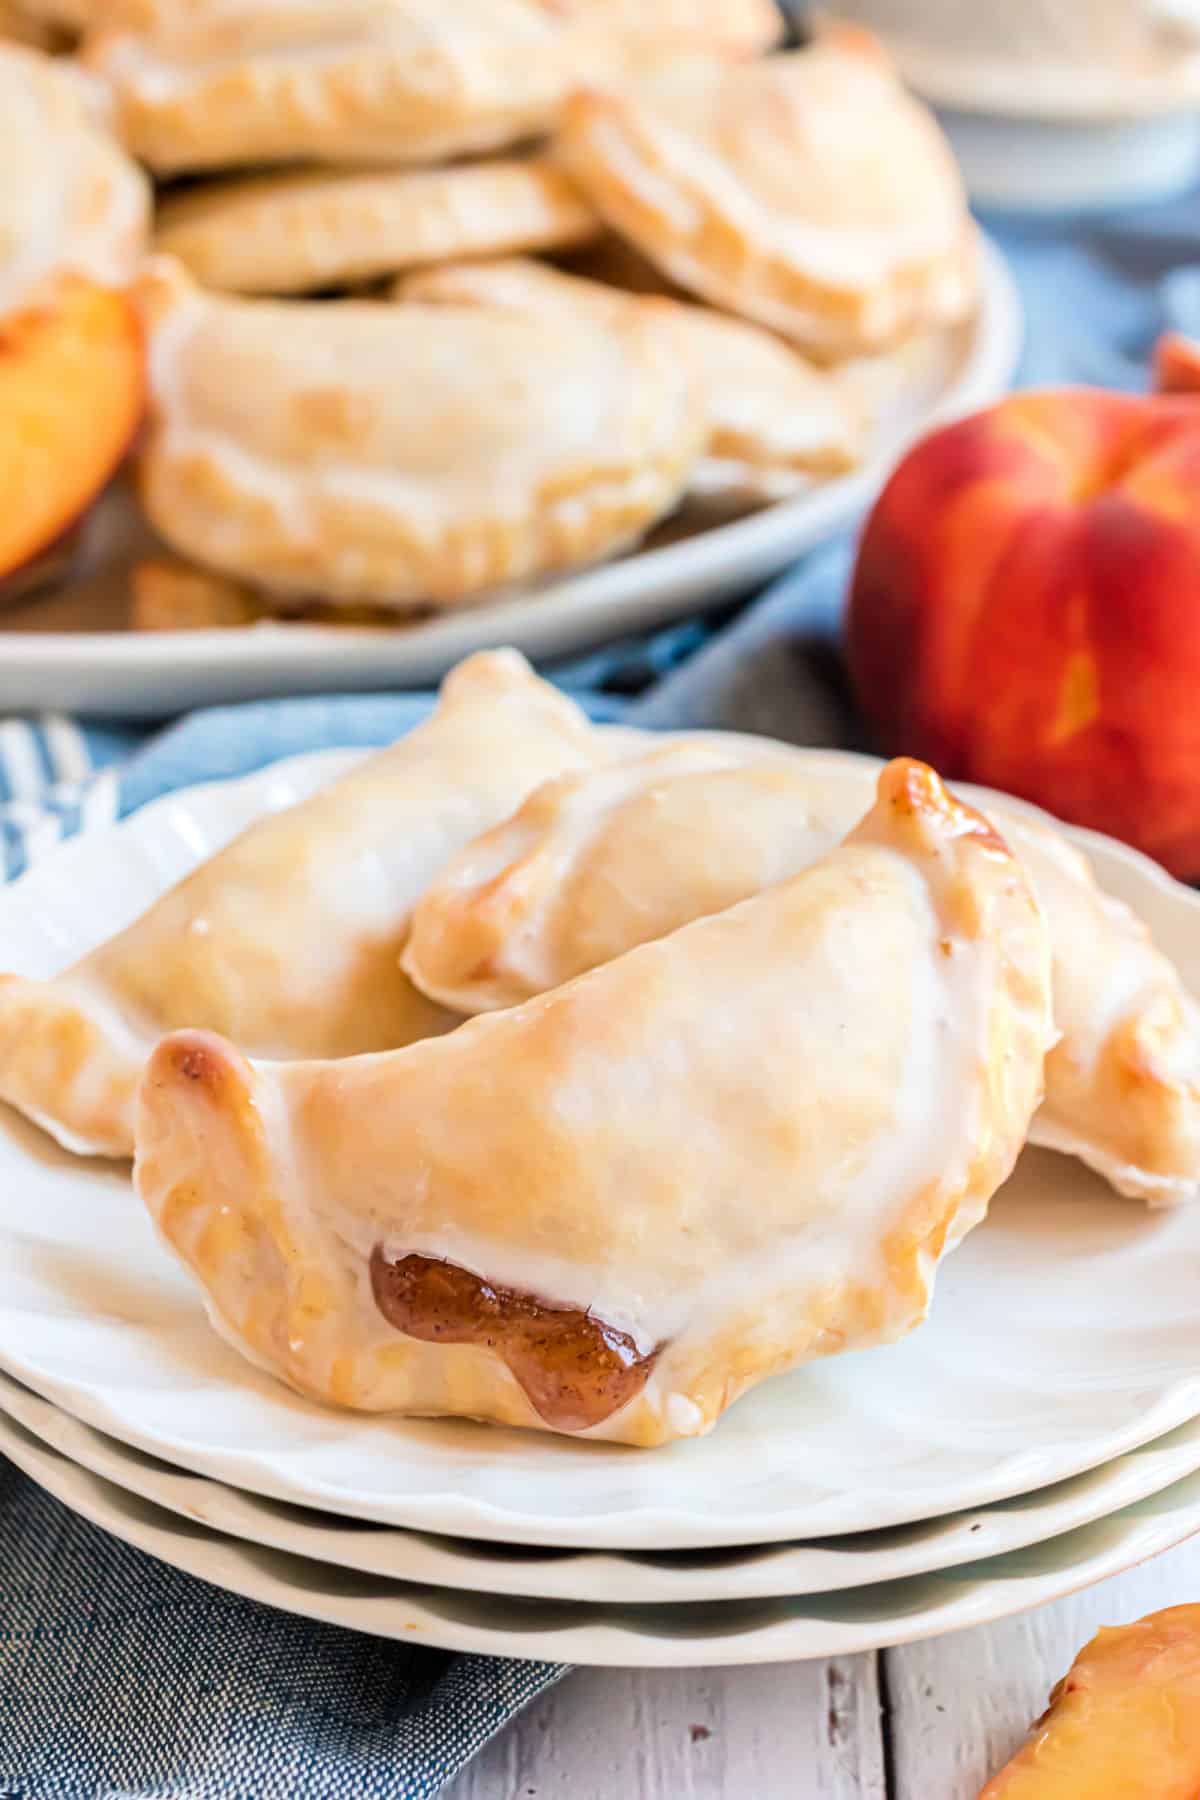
[138,267,702,605]
[0,48,149,318]
[188,795,1043,1425]
[407,746,1200,1214]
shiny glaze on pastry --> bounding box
[0,651,623,1157]
[540,0,781,54]
[407,743,1200,1205]
[84,0,737,176]
[155,157,598,297]
[395,256,863,491]
[86,0,580,173]
[556,31,977,359]
[135,759,1052,1445]
[134,257,704,608]
[0,44,149,318]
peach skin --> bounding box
[847,387,1200,878]
[1154,330,1200,395]
[978,1604,1200,1798]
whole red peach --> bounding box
[1155,330,1200,395]
[846,387,1200,878]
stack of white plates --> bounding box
[4,745,1200,1667]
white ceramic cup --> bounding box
[817,2,1200,207]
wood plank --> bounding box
[886,1536,1200,1800]
[445,1656,886,1800]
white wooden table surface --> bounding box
[445,1535,1200,1798]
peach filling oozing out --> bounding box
[369,1248,660,1431]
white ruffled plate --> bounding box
[6,1392,1200,1666]
[2,742,1200,1550]
[0,241,1019,718]
[6,1364,1200,1603]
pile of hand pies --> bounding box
[0,0,979,628]
[2,650,1198,1446]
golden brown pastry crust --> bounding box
[406,744,1200,1206]
[0,2,59,47]
[0,651,621,1157]
[129,557,412,629]
[135,257,704,609]
[556,33,978,359]
[979,1604,1200,1798]
[135,759,1053,1445]
[155,157,598,296]
[86,0,579,174]
[85,0,749,176]
[395,255,864,488]
[537,0,782,55]
[16,0,90,26]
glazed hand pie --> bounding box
[556,31,978,359]
[135,257,703,609]
[0,45,149,317]
[86,0,580,174]
[1010,808,1200,1206]
[84,0,734,176]
[542,0,783,55]
[406,745,1200,1206]
[0,651,615,1158]
[128,557,403,630]
[135,760,1053,1445]
[396,257,863,492]
[154,157,598,297]
[405,743,850,1010]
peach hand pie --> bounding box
[979,1605,1200,1799]
[134,760,1052,1446]
[0,44,149,317]
[84,0,729,177]
[543,0,783,56]
[396,257,863,492]
[406,746,1200,1206]
[86,0,583,175]
[135,258,703,609]
[556,32,978,359]
[0,651,612,1159]
[154,157,598,297]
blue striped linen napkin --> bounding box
[0,195,1195,1797]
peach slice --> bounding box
[1154,331,1200,395]
[0,276,144,578]
[979,1604,1200,1797]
